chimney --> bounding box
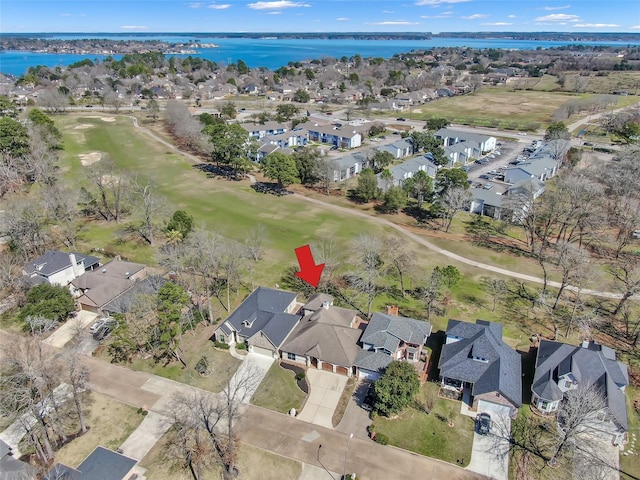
[322,301,330,310]
[68,253,82,277]
[581,339,590,349]
[386,305,399,316]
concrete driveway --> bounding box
[297,369,347,429]
[336,380,372,440]
[43,311,98,348]
[466,401,511,480]
[230,352,274,404]
[118,411,172,461]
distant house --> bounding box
[307,124,362,149]
[261,128,309,150]
[439,319,522,417]
[532,340,629,445]
[377,154,439,191]
[504,155,559,183]
[240,121,288,140]
[0,439,38,480]
[70,260,146,313]
[354,307,432,381]
[376,138,413,159]
[22,250,100,286]
[280,293,365,376]
[435,128,497,156]
[333,152,366,181]
[211,287,301,358]
[44,446,138,480]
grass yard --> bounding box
[139,432,302,480]
[52,393,144,468]
[416,87,583,128]
[96,323,241,393]
[251,362,307,414]
[373,383,475,466]
[620,386,640,479]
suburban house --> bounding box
[438,319,522,417]
[504,155,559,183]
[469,179,545,221]
[280,293,365,376]
[101,275,167,314]
[532,340,629,445]
[22,250,100,286]
[376,138,414,159]
[307,124,362,149]
[333,152,366,181]
[261,128,309,150]
[0,439,38,480]
[211,287,301,358]
[69,259,146,313]
[240,121,288,140]
[444,141,473,165]
[377,154,439,191]
[44,446,138,480]
[354,308,432,381]
[435,128,497,156]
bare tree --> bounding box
[0,195,48,259]
[86,158,130,223]
[316,157,338,195]
[553,242,590,309]
[37,88,69,114]
[348,234,384,318]
[608,260,640,316]
[131,176,166,246]
[243,225,268,263]
[59,347,90,434]
[550,384,607,466]
[42,184,80,248]
[103,89,128,113]
[438,186,471,233]
[383,236,412,297]
[482,277,507,312]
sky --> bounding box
[2,0,639,34]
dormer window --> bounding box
[472,356,489,363]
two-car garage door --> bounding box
[251,345,274,357]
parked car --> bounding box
[92,318,118,341]
[89,318,108,334]
[479,174,492,180]
[330,145,339,150]
[483,183,493,190]
[396,117,406,121]
[476,413,492,435]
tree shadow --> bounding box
[426,330,445,381]
[193,163,244,181]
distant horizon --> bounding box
[2,1,639,34]
[3,31,640,36]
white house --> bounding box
[22,251,101,287]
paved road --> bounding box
[1,330,484,480]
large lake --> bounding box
[2,35,639,76]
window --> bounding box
[287,352,296,361]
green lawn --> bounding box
[373,383,475,466]
[251,362,307,414]
[620,386,640,479]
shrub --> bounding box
[213,340,230,350]
[295,371,306,381]
[374,433,389,445]
[195,356,210,375]
[235,342,247,351]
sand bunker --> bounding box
[78,152,102,166]
[74,124,93,130]
[84,115,116,122]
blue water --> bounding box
[2,35,639,76]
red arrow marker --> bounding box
[294,245,325,288]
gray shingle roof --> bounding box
[533,340,629,431]
[354,350,394,373]
[281,305,362,367]
[361,313,431,350]
[23,250,100,277]
[218,287,300,349]
[75,446,137,480]
[439,319,522,407]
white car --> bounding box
[89,318,107,334]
